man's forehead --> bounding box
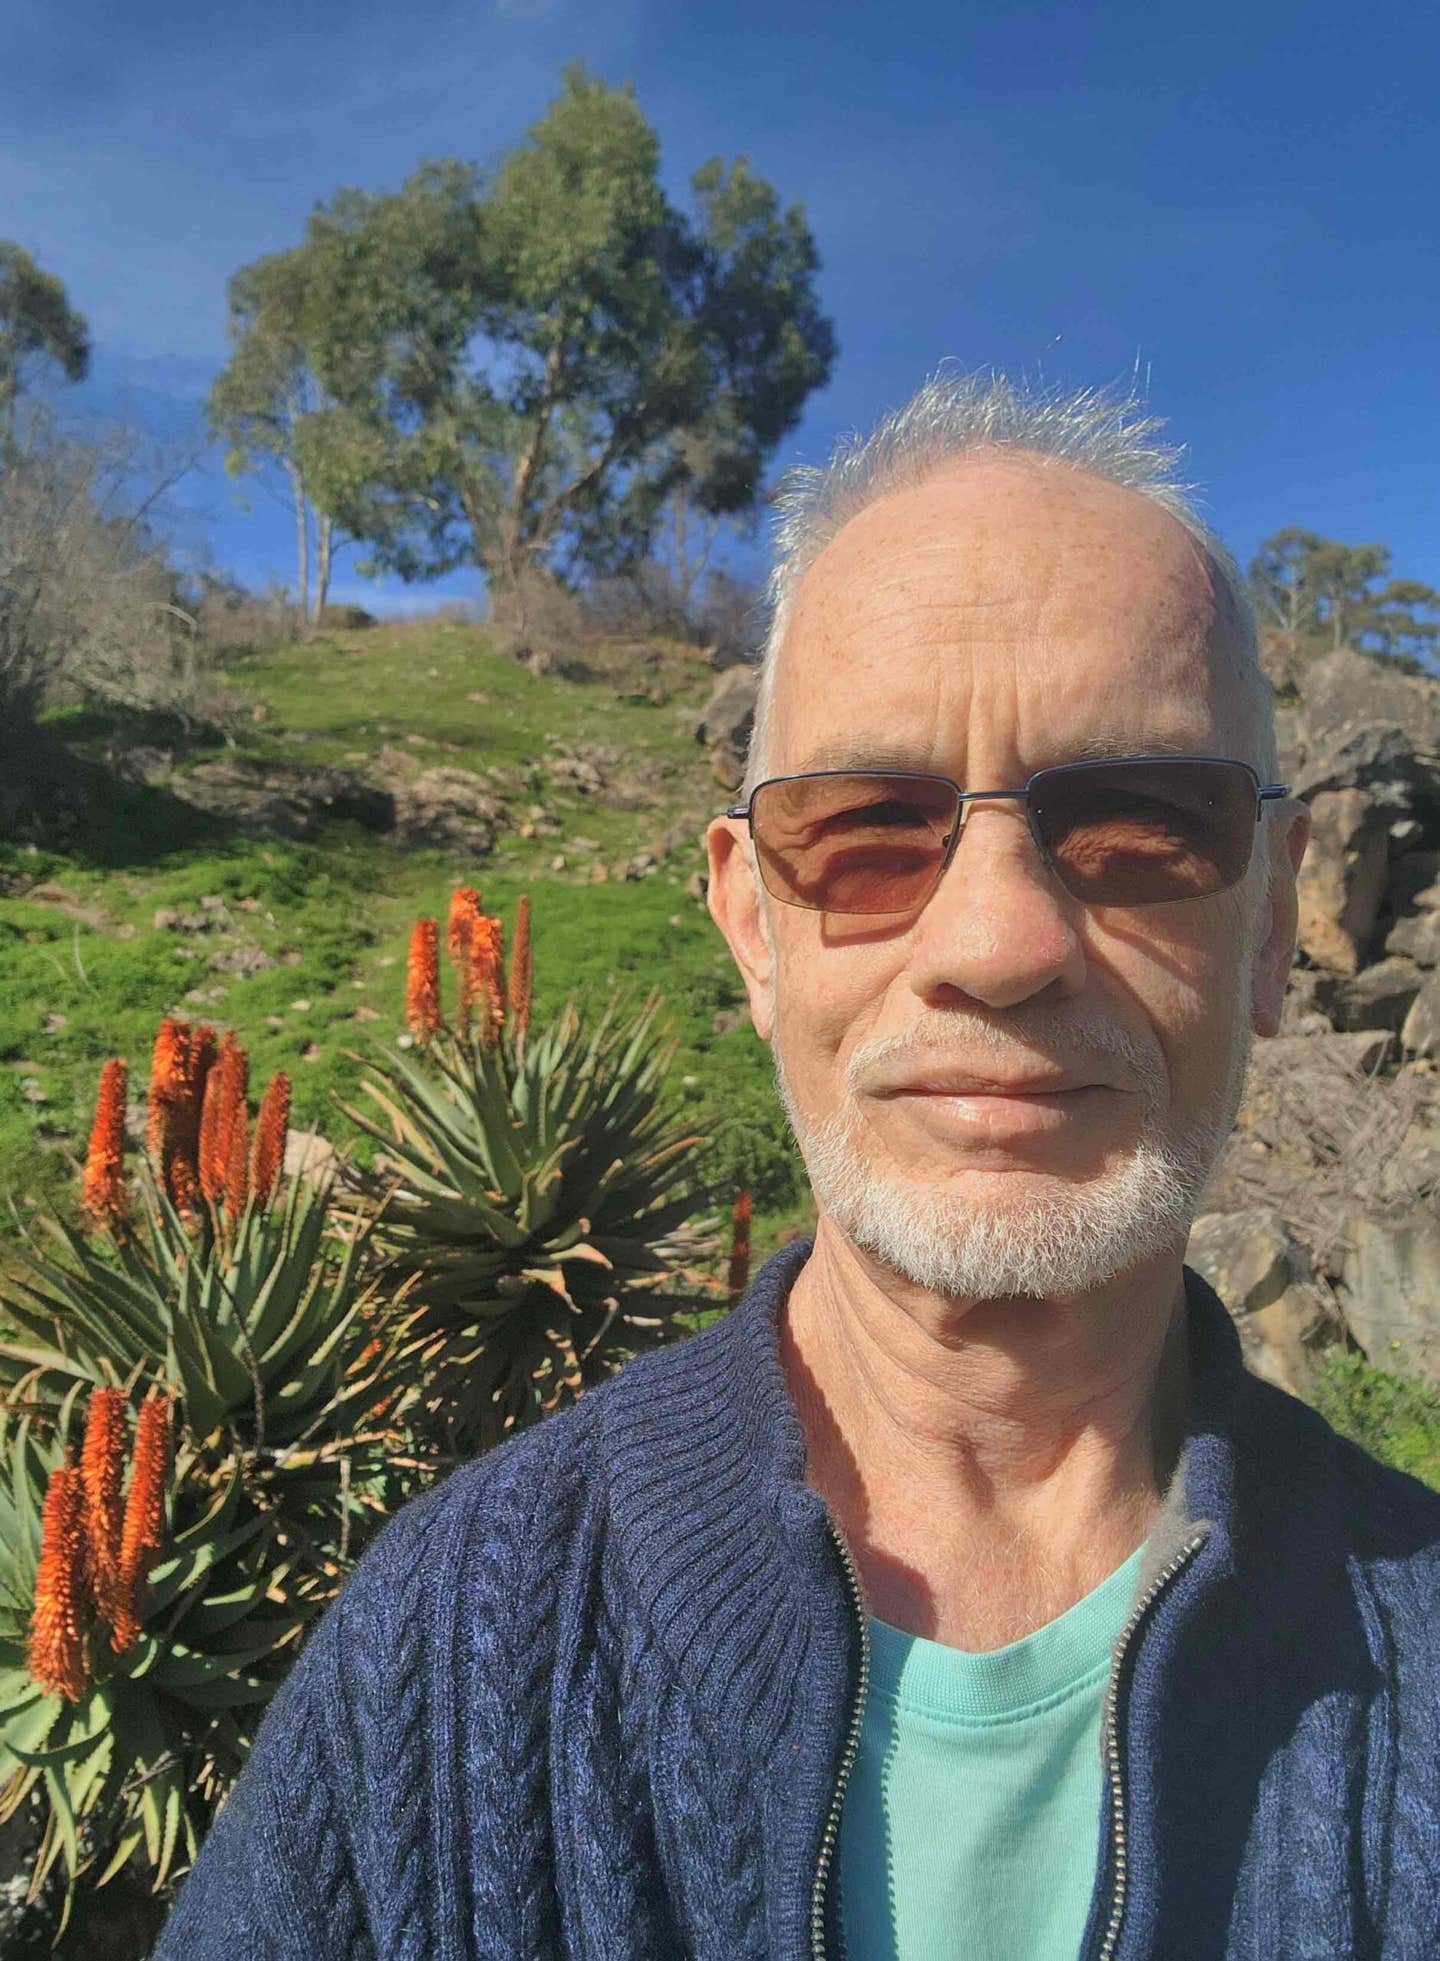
[791,729,1217,777]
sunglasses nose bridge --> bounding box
[934,787,1058,889]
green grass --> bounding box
[0,621,812,1280]
[1309,1347,1440,1489]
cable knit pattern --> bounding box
[155,1238,1440,1960]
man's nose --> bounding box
[903,801,1088,1011]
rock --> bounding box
[1384,909,1440,966]
[695,667,758,792]
[1296,648,1440,760]
[209,944,275,978]
[1294,788,1391,973]
[1401,973,1440,1059]
[1250,1029,1395,1082]
[393,768,503,854]
[1338,1212,1440,1383]
[284,1128,337,1185]
[172,759,396,839]
[1186,1207,1342,1397]
[1313,956,1425,1034]
[549,753,606,796]
[712,1005,752,1036]
[20,1079,47,1104]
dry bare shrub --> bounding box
[191,575,300,656]
[0,409,235,734]
[1227,1044,1440,1278]
[487,562,586,671]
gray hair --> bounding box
[741,366,1278,805]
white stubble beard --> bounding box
[762,890,1261,1301]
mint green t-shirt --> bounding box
[836,1542,1147,1960]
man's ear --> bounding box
[1249,798,1312,1038]
[705,816,777,1044]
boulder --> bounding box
[1186,1208,1342,1397]
[1338,1212,1440,1383]
[392,768,504,854]
[1293,788,1391,973]
[172,760,395,839]
[1294,648,1440,760]
[1313,956,1425,1034]
[1384,908,1440,967]
[1401,973,1440,1060]
[695,666,758,791]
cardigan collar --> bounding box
[597,1230,1344,1754]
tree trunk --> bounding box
[314,513,333,625]
[288,463,310,636]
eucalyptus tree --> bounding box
[221,61,835,660]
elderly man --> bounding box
[157,374,1439,1960]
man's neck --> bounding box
[777,1225,1192,1651]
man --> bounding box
[156,373,1440,1959]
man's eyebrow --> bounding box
[793,732,1209,774]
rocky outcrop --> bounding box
[1188,642,1440,1395]
[695,665,758,791]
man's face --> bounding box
[706,454,1308,1301]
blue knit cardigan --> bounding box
[156,1235,1440,1960]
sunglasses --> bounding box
[725,755,1291,915]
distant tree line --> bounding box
[1249,529,1439,667]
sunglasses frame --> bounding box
[725,753,1293,913]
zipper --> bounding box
[811,1512,870,1961]
[1091,1529,1209,1961]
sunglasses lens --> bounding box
[750,773,957,913]
[1032,759,1257,904]
[749,760,1260,912]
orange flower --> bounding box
[111,1392,172,1656]
[726,1188,753,1309]
[28,1460,92,1703]
[471,914,506,1047]
[250,1072,291,1206]
[224,1103,251,1220]
[406,918,443,1044]
[508,895,532,1037]
[199,1033,249,1205]
[144,1018,191,1173]
[79,1387,127,1629]
[81,1058,129,1235]
[446,887,484,1031]
[167,1024,216,1220]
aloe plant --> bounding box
[341,979,724,1457]
[0,1395,314,1929]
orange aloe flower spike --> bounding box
[81,1058,129,1235]
[726,1187,753,1309]
[471,914,506,1047]
[28,1460,93,1703]
[165,1024,215,1221]
[250,1072,291,1207]
[406,918,443,1044]
[224,1103,250,1221]
[144,1018,191,1175]
[79,1387,127,1630]
[446,887,483,1031]
[111,1392,172,1656]
[508,895,532,1037]
[199,1033,249,1205]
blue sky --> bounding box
[5,0,1437,619]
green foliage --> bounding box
[1250,528,1439,666]
[340,982,723,1457]
[0,1404,315,1921]
[1308,1345,1440,1490]
[0,242,90,439]
[218,61,835,619]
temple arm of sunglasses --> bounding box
[725,783,1295,821]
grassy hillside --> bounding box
[0,620,816,1281]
